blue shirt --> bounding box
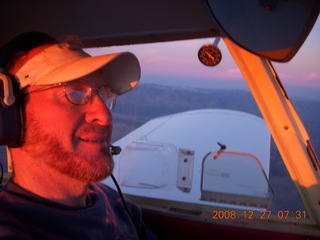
[0,181,157,240]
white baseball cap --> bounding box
[14,43,140,95]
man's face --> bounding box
[21,70,114,183]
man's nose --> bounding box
[85,93,112,125]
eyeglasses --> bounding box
[25,80,117,110]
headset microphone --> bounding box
[110,145,121,155]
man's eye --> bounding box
[66,89,90,105]
[68,90,84,99]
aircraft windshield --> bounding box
[85,31,319,224]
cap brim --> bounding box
[36,52,140,95]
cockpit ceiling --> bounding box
[0,0,219,48]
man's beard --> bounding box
[22,117,114,183]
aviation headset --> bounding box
[0,32,58,147]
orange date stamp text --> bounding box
[212,210,307,220]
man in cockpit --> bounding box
[0,32,157,240]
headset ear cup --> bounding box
[0,32,57,147]
[0,76,23,147]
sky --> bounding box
[87,16,320,101]
[273,18,320,100]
